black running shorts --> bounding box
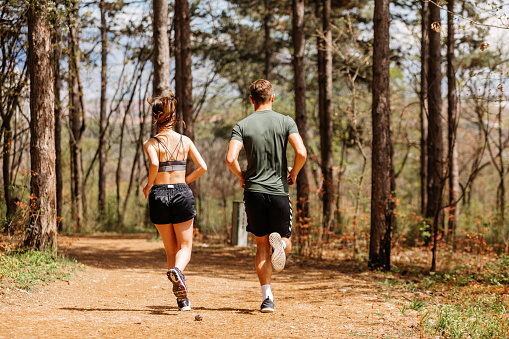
[149,184,196,224]
[243,191,292,238]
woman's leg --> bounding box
[173,218,194,271]
[156,223,178,269]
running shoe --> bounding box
[269,232,286,272]
[260,297,274,313]
[167,267,188,300]
[177,298,191,311]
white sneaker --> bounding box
[269,232,286,272]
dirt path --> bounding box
[1,234,423,338]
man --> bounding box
[226,79,307,313]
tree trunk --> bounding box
[153,0,171,97]
[25,0,57,249]
[175,0,196,205]
[369,0,392,271]
[292,0,310,252]
[1,116,15,219]
[427,1,444,270]
[498,94,505,240]
[447,0,459,242]
[317,0,334,238]
[99,0,108,217]
[68,0,84,232]
[53,22,63,232]
[264,0,272,81]
[177,0,193,141]
[420,0,429,216]
[174,0,183,133]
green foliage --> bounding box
[482,255,509,285]
[0,248,82,291]
[426,295,509,338]
[399,297,427,315]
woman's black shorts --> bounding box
[149,184,196,224]
[243,191,292,238]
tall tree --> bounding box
[292,0,310,250]
[317,0,334,237]
[68,0,85,231]
[153,0,171,98]
[176,0,193,140]
[369,0,392,271]
[53,16,63,231]
[263,0,272,80]
[447,0,459,241]
[25,0,57,249]
[496,91,505,233]
[174,0,183,129]
[420,0,429,216]
[427,1,444,270]
[98,0,108,216]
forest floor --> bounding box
[0,234,428,338]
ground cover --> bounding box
[1,234,508,338]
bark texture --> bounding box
[427,1,444,270]
[420,0,429,216]
[447,0,459,240]
[264,0,272,81]
[292,0,310,250]
[317,0,334,237]
[99,0,108,216]
[53,22,63,231]
[177,0,193,140]
[152,0,171,97]
[369,0,392,271]
[68,0,85,231]
[25,0,57,249]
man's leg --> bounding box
[255,235,272,285]
[268,194,293,272]
[255,235,275,312]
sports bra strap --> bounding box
[152,135,185,161]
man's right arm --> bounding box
[226,139,245,188]
[287,133,307,186]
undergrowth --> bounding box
[0,248,82,291]
[424,289,509,338]
[379,254,509,338]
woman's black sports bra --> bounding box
[152,135,186,172]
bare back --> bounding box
[145,131,190,185]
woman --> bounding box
[143,94,207,312]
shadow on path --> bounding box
[62,234,370,287]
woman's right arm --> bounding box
[143,139,159,198]
[185,139,207,184]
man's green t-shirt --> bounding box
[231,109,299,196]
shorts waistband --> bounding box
[151,183,190,191]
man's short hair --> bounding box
[249,79,274,104]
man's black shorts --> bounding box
[149,184,196,224]
[243,191,292,238]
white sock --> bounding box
[261,284,273,301]
[281,240,286,250]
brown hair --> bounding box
[249,79,274,104]
[147,94,179,130]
